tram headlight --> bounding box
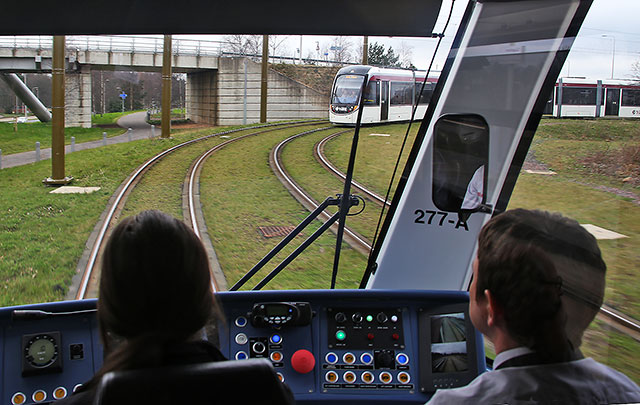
[331,105,358,114]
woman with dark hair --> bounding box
[59,210,293,404]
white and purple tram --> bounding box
[544,77,640,118]
[329,66,439,125]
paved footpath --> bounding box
[1,112,155,169]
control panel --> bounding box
[0,290,485,404]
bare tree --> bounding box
[268,35,289,62]
[329,36,353,65]
[397,41,415,68]
[222,35,262,57]
[632,60,640,83]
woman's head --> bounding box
[98,210,218,349]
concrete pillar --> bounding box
[65,66,92,128]
[186,70,218,125]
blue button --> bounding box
[397,354,409,365]
[235,351,248,360]
[271,334,282,344]
[326,353,338,364]
[235,316,247,327]
[361,353,373,364]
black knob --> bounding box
[376,312,388,324]
[375,351,394,368]
[335,312,347,323]
[352,313,363,324]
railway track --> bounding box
[73,121,325,300]
[269,128,372,257]
[72,121,640,342]
[314,131,640,342]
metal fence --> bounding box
[0,35,223,56]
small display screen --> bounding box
[28,338,56,366]
[265,305,290,316]
[430,313,468,373]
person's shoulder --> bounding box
[426,371,501,404]
[578,358,640,390]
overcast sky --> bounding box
[179,0,638,81]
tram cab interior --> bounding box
[1,0,622,404]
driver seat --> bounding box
[93,358,293,405]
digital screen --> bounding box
[265,305,290,316]
[430,313,468,373]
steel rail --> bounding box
[75,120,326,299]
[271,129,372,256]
[317,133,640,339]
[315,132,389,207]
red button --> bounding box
[392,333,400,340]
[367,333,375,340]
[291,349,315,374]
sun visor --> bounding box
[0,0,442,36]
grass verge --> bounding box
[0,122,125,155]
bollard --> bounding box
[128,127,132,142]
[35,142,41,162]
[151,125,156,139]
[71,137,75,153]
[102,132,107,146]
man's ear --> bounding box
[484,289,503,327]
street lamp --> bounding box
[602,34,616,79]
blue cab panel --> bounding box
[0,290,485,404]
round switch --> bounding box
[291,349,315,374]
[376,312,388,324]
[335,330,347,341]
[335,312,347,323]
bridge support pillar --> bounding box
[186,70,218,125]
[65,66,92,128]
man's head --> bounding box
[471,209,606,352]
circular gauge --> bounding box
[24,334,59,368]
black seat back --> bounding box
[93,358,292,405]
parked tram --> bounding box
[329,66,439,125]
[544,77,640,118]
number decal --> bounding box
[414,210,469,231]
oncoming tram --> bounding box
[329,66,439,125]
[1,0,639,404]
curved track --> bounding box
[314,131,640,341]
[270,128,371,256]
[74,121,325,299]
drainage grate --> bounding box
[258,226,298,238]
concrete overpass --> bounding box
[0,36,328,127]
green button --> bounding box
[336,330,346,341]
[366,315,373,322]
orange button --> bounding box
[11,393,26,405]
[270,351,283,362]
[33,390,46,402]
[54,387,68,399]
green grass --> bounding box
[0,125,233,307]
[0,122,125,155]
[199,125,367,290]
[91,110,139,126]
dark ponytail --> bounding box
[83,210,223,389]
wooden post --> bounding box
[44,35,72,185]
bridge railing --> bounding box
[0,35,224,56]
